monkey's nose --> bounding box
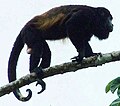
[109,24,113,32]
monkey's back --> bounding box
[28,5,93,30]
[23,5,94,40]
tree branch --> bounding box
[0,51,120,97]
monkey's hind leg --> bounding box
[29,41,46,94]
[40,41,51,69]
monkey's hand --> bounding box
[71,55,83,63]
[92,52,102,56]
[71,53,102,62]
[33,67,46,94]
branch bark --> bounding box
[0,51,120,98]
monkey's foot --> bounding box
[36,79,46,94]
[33,67,46,94]
[33,67,44,78]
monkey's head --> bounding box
[93,7,113,40]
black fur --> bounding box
[8,5,113,101]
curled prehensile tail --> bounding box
[8,33,32,101]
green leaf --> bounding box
[106,77,120,106]
[106,80,114,93]
[110,98,120,106]
[117,87,120,98]
[111,77,120,94]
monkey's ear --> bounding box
[27,47,33,54]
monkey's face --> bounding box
[93,7,113,40]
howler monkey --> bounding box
[8,5,113,101]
